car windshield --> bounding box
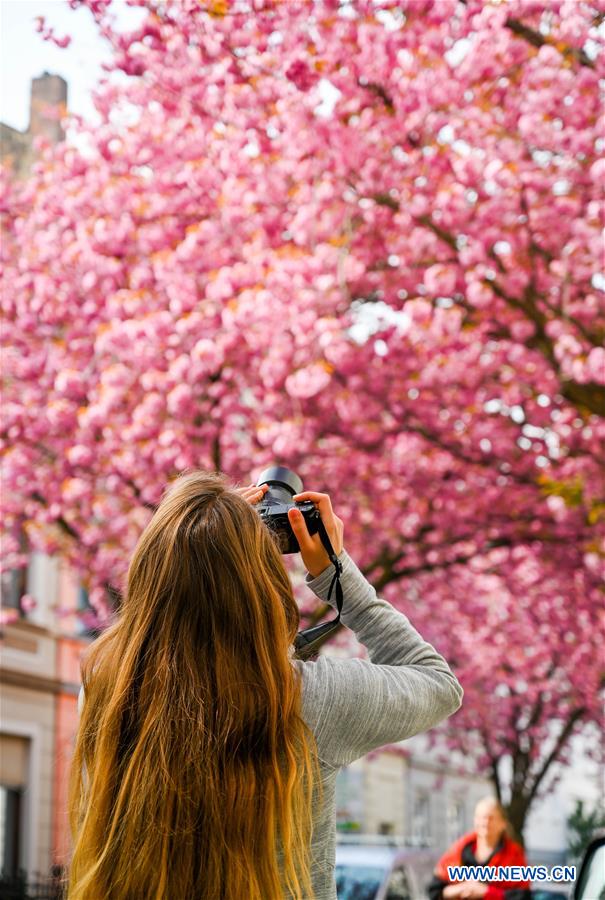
[335,864,388,900]
[576,843,605,900]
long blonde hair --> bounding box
[68,471,318,899]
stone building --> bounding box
[335,735,492,848]
[1,554,89,879]
[1,71,67,180]
[1,72,79,882]
[333,724,600,868]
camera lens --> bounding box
[256,466,303,504]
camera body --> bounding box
[255,466,320,554]
[255,464,343,658]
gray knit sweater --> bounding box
[294,550,463,900]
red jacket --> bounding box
[434,830,530,900]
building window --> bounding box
[1,527,29,618]
[0,568,27,616]
[76,586,91,636]
[0,734,29,876]
[412,791,431,845]
[447,795,467,843]
[76,585,104,639]
[0,786,23,876]
[335,766,364,833]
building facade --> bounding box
[1,553,87,879]
[333,728,600,865]
[335,736,493,849]
[1,71,67,181]
[1,71,77,881]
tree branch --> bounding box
[491,757,502,803]
[30,491,80,540]
[525,707,587,808]
[504,17,595,69]
[358,78,395,112]
[371,535,518,590]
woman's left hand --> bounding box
[443,885,467,899]
[460,882,488,899]
[235,483,269,505]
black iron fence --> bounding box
[0,869,65,900]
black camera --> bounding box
[255,466,320,554]
[256,465,344,658]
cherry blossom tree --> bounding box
[1,0,603,837]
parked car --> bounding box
[532,892,569,899]
[532,830,605,900]
[335,840,437,900]
[573,831,605,900]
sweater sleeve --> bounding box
[294,550,463,767]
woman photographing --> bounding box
[428,797,531,900]
[69,470,463,899]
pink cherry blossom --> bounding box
[285,363,332,399]
[1,0,603,840]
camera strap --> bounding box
[294,518,343,659]
[316,516,343,618]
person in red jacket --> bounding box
[427,796,531,900]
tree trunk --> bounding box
[504,794,530,846]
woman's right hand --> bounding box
[287,491,344,577]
